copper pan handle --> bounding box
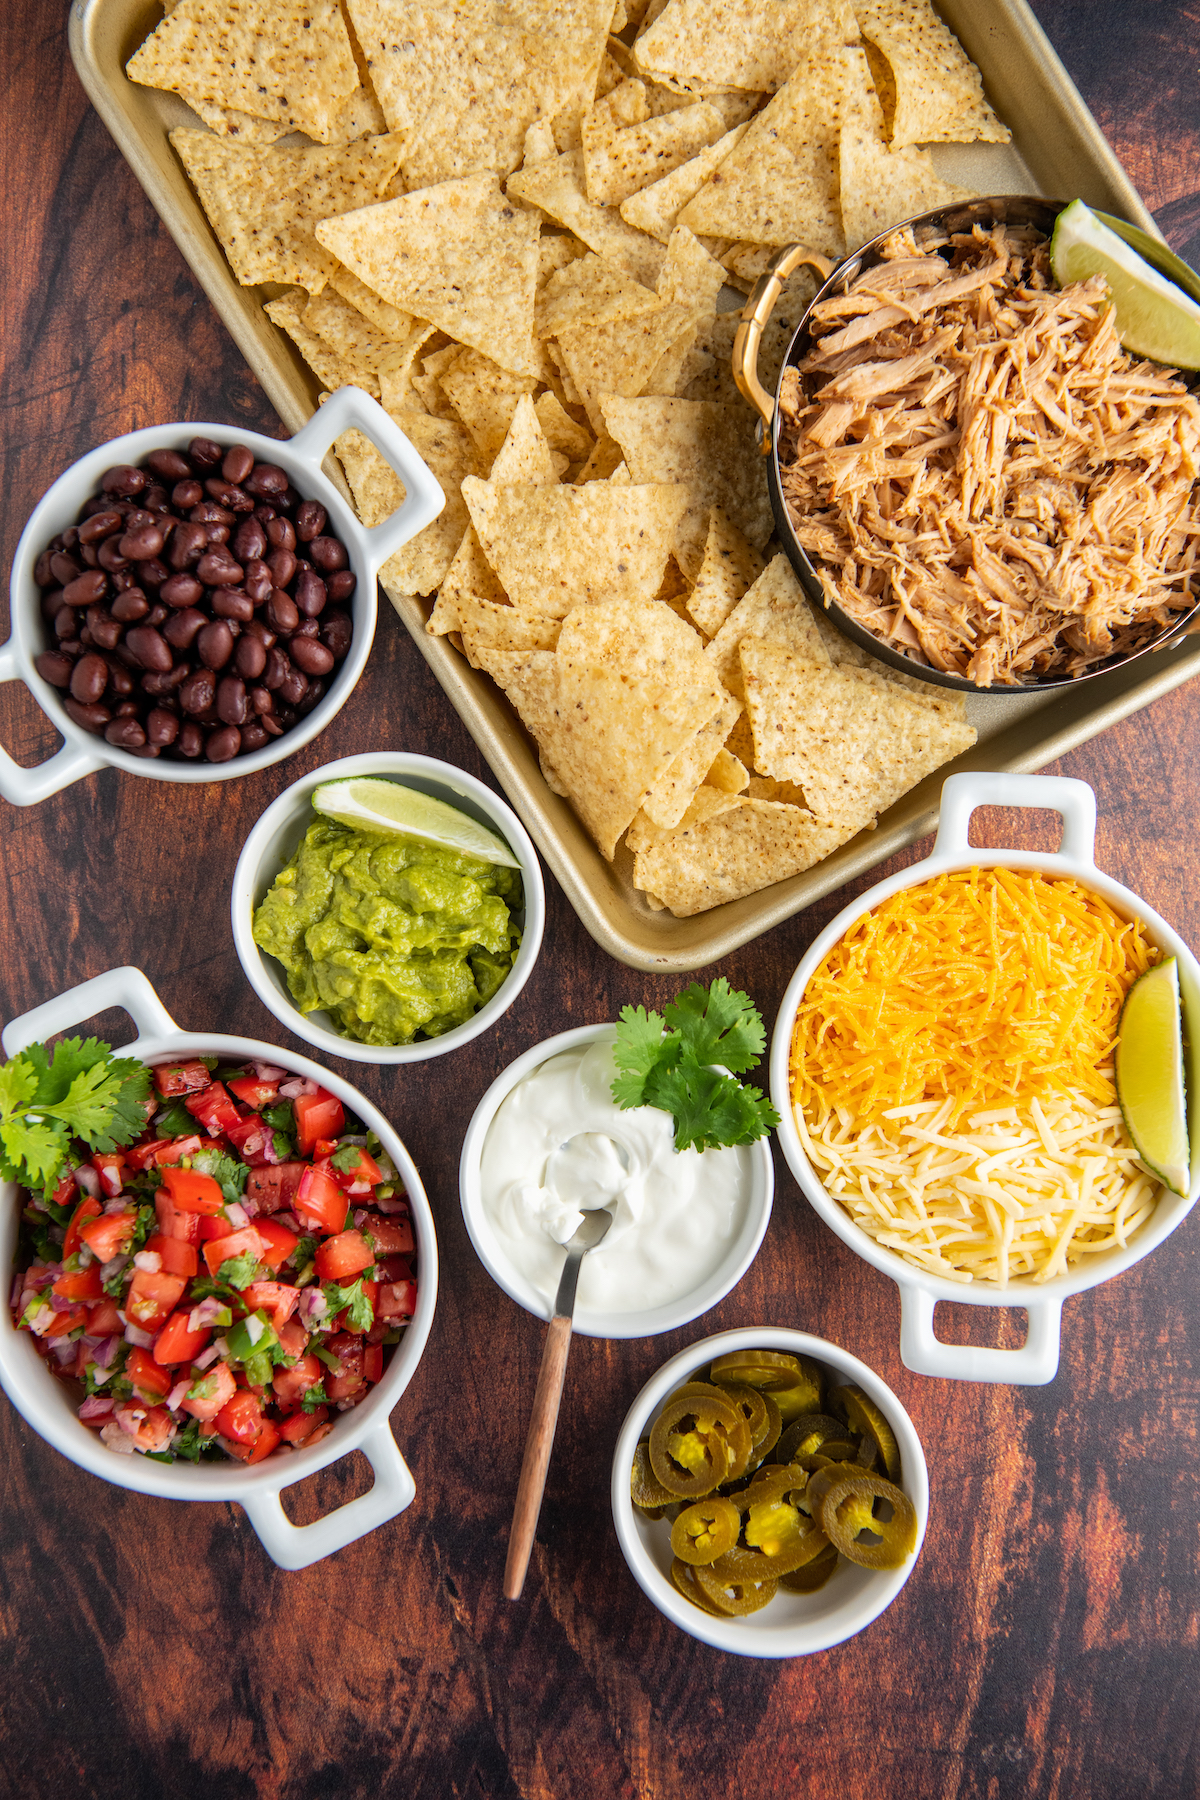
[732,245,834,453]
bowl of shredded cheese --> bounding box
[770,769,1200,1384]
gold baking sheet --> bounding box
[68,0,1200,969]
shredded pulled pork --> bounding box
[777,223,1200,685]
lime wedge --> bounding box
[311,776,521,868]
[1114,956,1191,1196]
[1050,198,1200,369]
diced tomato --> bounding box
[198,1214,231,1240]
[215,1388,264,1446]
[153,1135,204,1166]
[244,1163,305,1216]
[225,1114,275,1167]
[154,1192,202,1244]
[127,1138,173,1171]
[228,1075,280,1109]
[203,1226,266,1279]
[85,1298,123,1336]
[152,1309,212,1366]
[181,1360,236,1422]
[277,1317,308,1360]
[376,1255,414,1284]
[277,1406,328,1445]
[126,1346,173,1402]
[329,1147,385,1192]
[362,1211,413,1255]
[78,1210,137,1262]
[144,1234,198,1278]
[184,1081,243,1137]
[313,1137,340,1159]
[91,1153,126,1198]
[363,1344,383,1384]
[50,1172,78,1210]
[376,1279,417,1322]
[294,1090,345,1154]
[44,1305,87,1339]
[153,1060,213,1097]
[293,1163,348,1234]
[126,1269,187,1331]
[242,1281,299,1332]
[162,1165,225,1215]
[221,1416,282,1464]
[273,1351,323,1408]
[52,1267,104,1302]
[113,1401,174,1453]
[324,1332,365,1402]
[62,1195,102,1258]
[314,1229,374,1282]
[254,1216,299,1271]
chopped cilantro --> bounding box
[130,1204,157,1254]
[331,1143,363,1174]
[611,979,780,1153]
[154,1099,195,1138]
[261,1101,294,1135]
[216,1252,261,1291]
[148,1417,225,1464]
[301,1382,328,1411]
[321,1277,374,1332]
[190,1146,248,1206]
[0,1037,151,1198]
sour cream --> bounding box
[479,1035,754,1314]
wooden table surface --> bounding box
[2,6,1199,1797]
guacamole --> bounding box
[252,817,523,1046]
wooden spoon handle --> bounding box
[504,1313,573,1600]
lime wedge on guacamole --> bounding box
[1114,957,1191,1196]
[1051,199,1200,368]
[311,776,521,867]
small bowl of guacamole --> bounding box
[232,753,545,1063]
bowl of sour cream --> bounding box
[459,1025,774,1337]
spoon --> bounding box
[504,1186,616,1601]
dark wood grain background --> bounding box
[2,5,1199,1797]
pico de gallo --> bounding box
[10,1055,418,1464]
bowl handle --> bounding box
[898,1283,1062,1385]
[732,245,834,451]
[239,1419,416,1570]
[286,386,445,579]
[930,771,1098,867]
[0,637,106,806]
[1,965,177,1057]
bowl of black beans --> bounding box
[0,387,444,803]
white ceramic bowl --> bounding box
[611,1326,928,1657]
[0,388,444,805]
[0,966,438,1569]
[231,751,545,1065]
[771,770,1200,1386]
[459,1023,774,1337]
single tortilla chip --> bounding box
[642,318,701,399]
[487,392,562,485]
[618,122,751,242]
[334,426,406,528]
[706,746,749,793]
[329,265,415,339]
[316,173,541,377]
[640,687,741,828]
[600,393,772,569]
[427,526,508,636]
[838,119,976,252]
[631,797,854,914]
[858,0,1010,148]
[266,291,368,393]
[535,253,662,339]
[462,478,689,614]
[739,641,976,831]
[656,224,727,326]
[576,435,626,482]
[538,233,590,283]
[706,553,831,695]
[686,508,767,637]
[129,0,359,142]
[303,288,404,382]
[507,152,666,288]
[554,300,697,430]
[535,391,595,461]
[171,129,403,293]
[633,0,840,95]
[581,101,728,207]
[440,354,539,461]
[372,411,484,598]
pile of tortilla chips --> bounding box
[131,0,1000,914]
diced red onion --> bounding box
[224,1201,250,1230]
[240,1191,260,1218]
[50,1338,77,1364]
[103,1194,129,1214]
[100,1254,129,1284]
[274,1211,300,1232]
[74,1164,101,1198]
[353,1210,369,1228]
[260,1129,284,1167]
[133,1250,162,1274]
[166,1380,189,1411]
[252,1061,287,1081]
[123,1322,154,1349]
[49,1293,76,1313]
[114,1403,145,1441]
[213,1334,230,1360]
[187,1297,226,1331]
[340,1134,368,1147]
[93,1334,120,1369]
[9,1272,23,1310]
[375,1194,407,1214]
[100,1421,136,1454]
[193,1343,220,1370]
[80,1395,114,1422]
[278,1077,318,1099]
[298,1289,328,1330]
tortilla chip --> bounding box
[329,266,414,339]
[686,508,767,636]
[724,708,758,770]
[170,130,403,293]
[377,323,439,415]
[706,746,749,793]
[595,76,652,129]
[576,435,627,482]
[633,0,841,95]
[316,173,541,377]
[488,392,562,485]
[369,411,485,598]
[554,300,697,429]
[535,391,595,461]
[642,318,701,398]
[626,782,743,853]
[858,0,1010,148]
[599,393,772,569]
[439,354,539,461]
[128,0,358,143]
[303,289,404,385]
[508,152,666,288]
[581,101,728,207]
[631,796,853,913]
[838,119,976,252]
[459,597,561,664]
[655,224,727,326]
[462,479,689,614]
[617,122,751,242]
[739,642,976,830]
[704,552,829,687]
[640,687,741,827]
[427,526,508,635]
[266,291,366,393]
[179,95,284,142]
[535,253,663,339]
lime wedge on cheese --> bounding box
[311,776,521,867]
[1114,956,1191,1195]
[1051,199,1200,368]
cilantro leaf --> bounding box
[190,1147,248,1206]
[610,1005,669,1109]
[0,1039,152,1194]
[610,980,778,1152]
[261,1102,294,1134]
[321,1277,374,1333]
[154,1099,195,1138]
[663,979,766,1074]
[650,1064,779,1153]
[301,1382,328,1411]
[216,1252,261,1291]
[1,1118,73,1192]
[331,1143,363,1174]
[0,1059,39,1118]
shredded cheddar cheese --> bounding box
[791,869,1163,1283]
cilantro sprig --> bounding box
[611,979,780,1153]
[0,1038,151,1198]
